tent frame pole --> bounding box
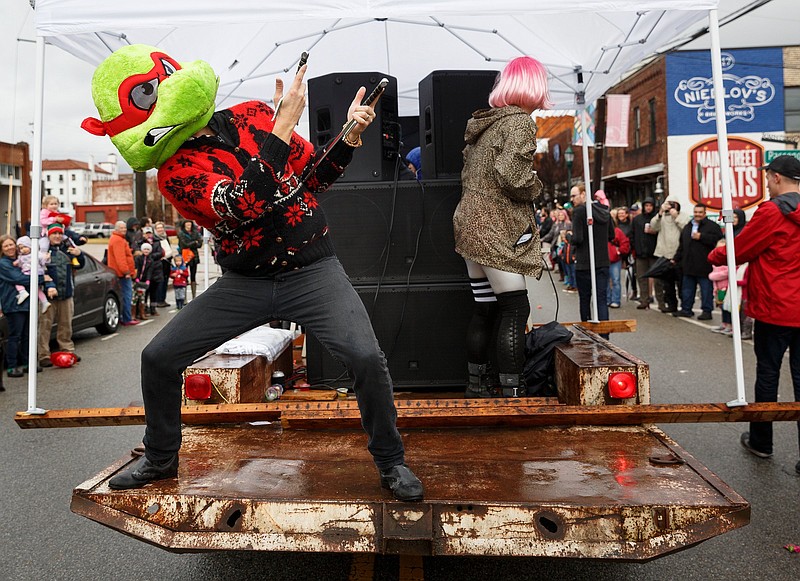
[708,8,747,407]
[579,104,599,323]
[26,36,46,415]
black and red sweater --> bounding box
[158,100,354,274]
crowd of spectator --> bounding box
[0,205,202,380]
[536,184,754,334]
[107,217,201,327]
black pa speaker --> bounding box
[418,70,499,179]
[308,72,400,182]
[319,180,467,284]
[306,283,473,388]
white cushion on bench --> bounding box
[212,326,294,363]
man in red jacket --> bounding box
[708,155,800,474]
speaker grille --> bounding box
[320,180,467,284]
[306,283,472,388]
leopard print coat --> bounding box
[453,105,544,278]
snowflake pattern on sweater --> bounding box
[158,101,353,273]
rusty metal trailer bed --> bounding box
[72,422,748,560]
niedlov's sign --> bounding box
[666,48,784,136]
[688,137,765,211]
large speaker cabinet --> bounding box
[308,72,400,182]
[418,70,499,179]
[306,282,472,388]
[319,180,467,284]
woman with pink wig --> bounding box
[452,56,552,398]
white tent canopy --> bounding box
[27,0,749,413]
[35,0,718,115]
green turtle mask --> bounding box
[82,44,219,171]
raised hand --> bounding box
[271,64,308,144]
[347,86,377,138]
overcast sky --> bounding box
[1,0,798,174]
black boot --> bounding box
[466,362,495,398]
[495,291,530,398]
[500,373,526,398]
[379,463,424,501]
[108,454,179,490]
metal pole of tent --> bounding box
[26,36,47,415]
[708,9,747,407]
[202,228,211,291]
[579,104,599,323]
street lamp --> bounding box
[654,176,664,204]
[564,145,574,188]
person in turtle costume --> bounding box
[82,45,424,501]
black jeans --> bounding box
[575,267,609,323]
[749,320,800,454]
[5,311,29,369]
[140,257,404,469]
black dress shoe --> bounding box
[697,311,712,321]
[740,432,772,459]
[39,358,53,368]
[379,463,424,501]
[108,454,179,490]
[672,311,693,318]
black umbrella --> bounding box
[642,256,676,280]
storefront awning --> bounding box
[603,163,664,181]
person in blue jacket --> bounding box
[0,235,45,378]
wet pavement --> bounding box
[0,264,798,580]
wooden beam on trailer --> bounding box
[533,320,637,334]
[15,400,800,429]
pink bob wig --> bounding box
[488,56,553,111]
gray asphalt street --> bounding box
[1,256,798,580]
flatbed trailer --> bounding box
[71,423,748,559]
[17,324,800,560]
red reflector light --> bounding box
[608,372,637,399]
[185,374,213,400]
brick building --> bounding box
[75,173,178,225]
[0,141,32,236]
[533,46,800,213]
[602,57,668,208]
[601,46,798,213]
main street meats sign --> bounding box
[688,137,765,211]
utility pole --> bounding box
[134,171,147,218]
[592,96,606,194]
